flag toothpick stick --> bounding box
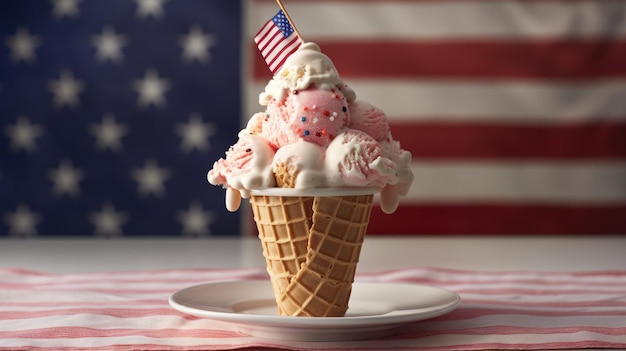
[275,0,302,40]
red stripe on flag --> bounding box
[367,204,626,234]
[253,41,626,79]
[390,121,626,159]
[256,28,281,55]
[266,35,302,73]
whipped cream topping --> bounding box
[259,42,356,106]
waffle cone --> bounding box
[273,162,299,188]
[250,193,374,317]
[250,195,313,315]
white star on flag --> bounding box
[90,203,128,237]
[3,204,41,237]
[177,202,215,236]
[135,0,168,19]
[179,26,216,63]
[48,69,85,108]
[90,113,128,152]
[51,0,81,19]
[133,69,170,108]
[132,159,171,197]
[175,113,215,153]
[48,159,85,197]
[4,115,43,152]
[4,27,41,63]
[91,26,128,63]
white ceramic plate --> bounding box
[169,280,461,341]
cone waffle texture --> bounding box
[250,193,374,317]
[250,195,313,315]
[273,162,299,188]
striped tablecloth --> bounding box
[1,267,625,350]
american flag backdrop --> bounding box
[246,0,626,235]
[2,0,626,237]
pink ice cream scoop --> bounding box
[262,97,298,149]
[348,100,389,141]
[207,133,276,211]
[262,87,350,148]
[325,129,396,188]
[290,88,350,146]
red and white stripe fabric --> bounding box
[1,267,625,350]
[244,0,626,234]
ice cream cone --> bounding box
[250,190,374,317]
[208,41,413,318]
[250,195,313,314]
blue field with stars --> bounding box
[0,0,243,237]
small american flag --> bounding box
[254,9,302,73]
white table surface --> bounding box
[1,236,625,273]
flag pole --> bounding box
[275,0,302,40]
